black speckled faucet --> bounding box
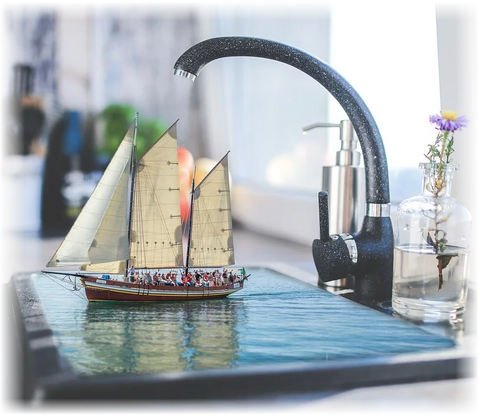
[174,36,393,304]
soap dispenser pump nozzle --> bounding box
[303,119,361,166]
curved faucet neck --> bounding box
[174,36,390,205]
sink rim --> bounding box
[8,265,480,411]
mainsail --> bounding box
[129,122,184,268]
[47,123,134,268]
[187,153,234,268]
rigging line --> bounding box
[142,164,167,266]
[142,172,150,258]
[145,160,182,262]
[135,160,161,268]
[142,177,161,266]
[134,172,146,268]
[135,171,143,266]
[42,273,88,301]
[185,167,196,274]
[194,189,231,266]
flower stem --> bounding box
[436,257,444,290]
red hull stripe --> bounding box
[81,278,243,302]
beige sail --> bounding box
[80,261,126,274]
[129,122,184,268]
[47,124,134,268]
[188,153,234,268]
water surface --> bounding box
[32,268,455,376]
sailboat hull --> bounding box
[80,277,244,302]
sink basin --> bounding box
[9,266,473,401]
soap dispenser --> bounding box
[303,119,365,288]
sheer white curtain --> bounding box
[435,3,479,290]
[329,2,440,204]
[198,9,332,190]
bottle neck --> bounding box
[420,162,457,198]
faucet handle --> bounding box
[318,191,330,243]
[313,190,353,282]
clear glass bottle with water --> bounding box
[392,163,472,322]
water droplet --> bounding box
[403,224,410,231]
[461,236,466,241]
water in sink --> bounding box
[31,267,455,376]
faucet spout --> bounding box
[174,36,393,303]
[174,36,389,205]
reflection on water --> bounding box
[31,268,455,376]
[80,300,244,375]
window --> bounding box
[329,2,440,204]
[199,5,450,244]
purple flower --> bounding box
[429,111,468,132]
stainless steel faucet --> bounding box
[174,36,393,304]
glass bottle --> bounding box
[392,162,472,322]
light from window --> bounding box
[329,2,440,202]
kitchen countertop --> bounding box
[3,226,478,412]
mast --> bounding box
[126,112,139,272]
[184,167,196,276]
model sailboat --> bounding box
[43,115,247,302]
